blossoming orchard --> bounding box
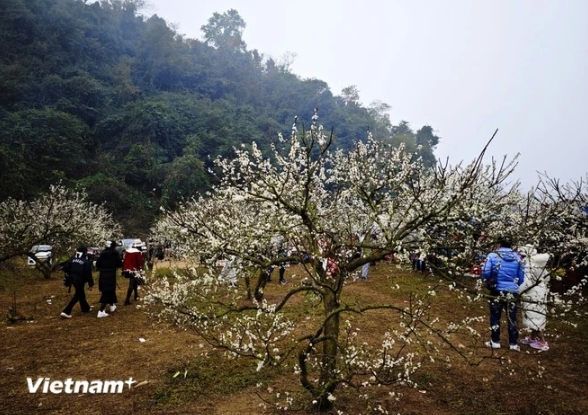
[147,112,588,411]
[0,184,120,278]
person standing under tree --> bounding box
[96,241,123,318]
[267,235,287,284]
[122,243,144,305]
[482,235,525,351]
[60,245,94,318]
[360,233,377,280]
[219,255,238,287]
[518,245,551,351]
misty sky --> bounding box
[145,0,587,189]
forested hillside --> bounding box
[0,0,440,235]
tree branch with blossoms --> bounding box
[148,111,587,412]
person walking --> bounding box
[95,241,123,318]
[122,243,144,305]
[518,245,551,351]
[267,235,287,284]
[60,245,94,318]
[481,236,525,351]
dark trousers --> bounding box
[267,265,285,282]
[125,278,138,303]
[489,289,519,345]
[63,283,91,314]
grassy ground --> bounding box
[0,260,587,415]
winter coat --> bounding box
[122,248,144,272]
[96,248,122,292]
[482,247,524,293]
[518,245,550,330]
[63,252,94,287]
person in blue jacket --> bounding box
[481,235,525,351]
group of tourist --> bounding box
[59,233,552,351]
[481,236,551,352]
[60,241,145,319]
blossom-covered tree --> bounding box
[0,184,121,278]
[149,112,587,411]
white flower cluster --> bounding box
[147,111,587,410]
[0,184,120,262]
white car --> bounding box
[120,238,147,253]
[27,245,52,266]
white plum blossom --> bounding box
[0,184,121,276]
[148,112,588,412]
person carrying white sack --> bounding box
[518,245,551,351]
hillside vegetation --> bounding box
[0,0,439,235]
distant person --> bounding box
[360,234,377,280]
[219,255,238,287]
[96,241,123,318]
[267,262,287,284]
[146,243,155,271]
[481,236,525,351]
[151,244,165,269]
[60,245,94,318]
[267,235,287,284]
[122,243,144,305]
[518,245,551,351]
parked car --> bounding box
[120,238,147,254]
[27,245,52,267]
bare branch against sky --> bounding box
[145,0,588,189]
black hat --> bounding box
[76,245,87,253]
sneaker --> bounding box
[97,310,109,318]
[280,280,287,285]
[509,344,521,352]
[530,340,549,351]
[60,312,72,319]
[485,340,501,349]
[110,304,117,313]
[135,296,141,301]
[521,336,536,345]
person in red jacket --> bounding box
[122,244,144,305]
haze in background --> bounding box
[145,0,588,189]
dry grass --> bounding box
[1,261,587,415]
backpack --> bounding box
[486,261,500,290]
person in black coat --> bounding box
[60,245,94,318]
[96,241,123,318]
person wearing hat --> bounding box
[96,241,123,318]
[122,243,144,305]
[60,245,94,318]
[481,235,525,351]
